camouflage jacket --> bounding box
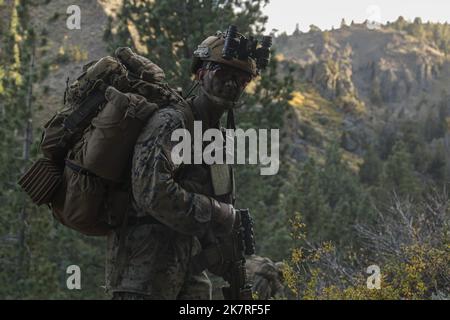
[105,97,233,297]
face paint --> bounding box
[210,64,252,88]
[203,63,252,102]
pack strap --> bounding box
[63,80,108,133]
[226,109,236,130]
[108,189,136,288]
[65,160,98,177]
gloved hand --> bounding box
[114,47,178,106]
[192,228,232,278]
[198,228,233,280]
[210,198,236,236]
[115,47,165,83]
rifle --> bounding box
[221,208,256,300]
[190,208,256,299]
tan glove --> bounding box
[115,47,165,83]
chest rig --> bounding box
[175,97,236,206]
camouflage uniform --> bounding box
[245,255,286,299]
[105,97,234,299]
[105,26,270,300]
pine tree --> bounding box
[113,0,269,90]
[427,141,448,186]
[382,141,421,197]
[292,143,375,250]
[293,23,301,36]
[309,24,321,33]
[297,158,331,239]
[408,18,425,39]
[320,143,374,247]
[359,144,382,185]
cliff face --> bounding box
[275,23,450,163]
[277,25,446,110]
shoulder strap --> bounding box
[108,198,130,288]
[63,80,108,133]
[173,97,195,135]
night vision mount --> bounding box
[221,25,272,73]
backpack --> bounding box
[18,47,186,236]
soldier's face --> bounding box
[200,63,252,101]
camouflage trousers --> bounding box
[107,224,212,299]
[112,271,212,300]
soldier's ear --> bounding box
[196,68,206,82]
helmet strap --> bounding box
[226,109,236,130]
[184,81,199,99]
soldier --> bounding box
[106,28,269,300]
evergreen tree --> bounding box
[426,141,448,186]
[320,143,374,248]
[309,24,321,33]
[112,0,269,90]
[359,144,383,186]
[291,143,375,251]
[293,23,301,36]
[297,158,331,239]
[381,141,421,198]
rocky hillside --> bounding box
[274,22,450,166]
[25,0,122,126]
[278,24,445,108]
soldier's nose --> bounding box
[224,79,238,89]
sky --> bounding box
[262,0,450,34]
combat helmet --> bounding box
[191,25,272,78]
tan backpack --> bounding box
[19,47,185,236]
